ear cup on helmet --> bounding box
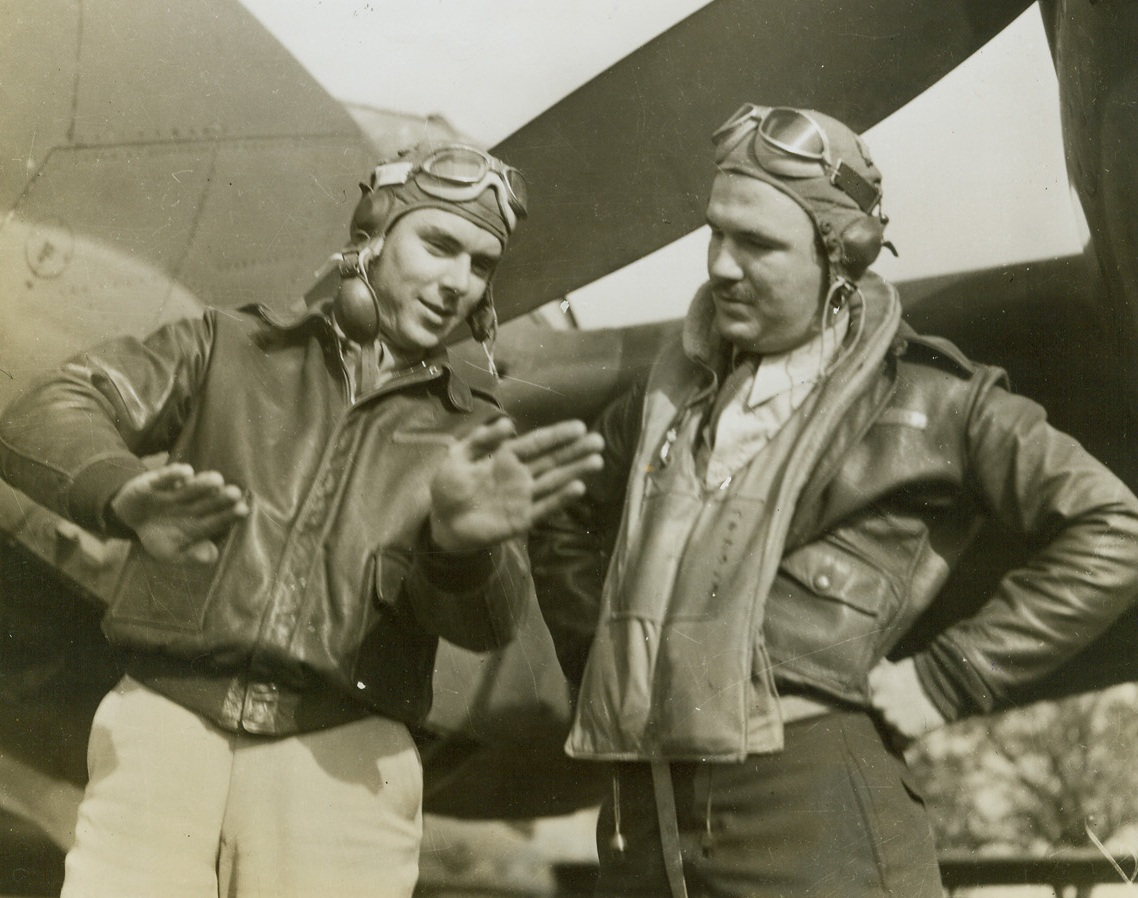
[836,216,885,281]
[333,274,382,344]
[331,240,385,344]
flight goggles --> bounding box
[712,105,881,214]
[370,145,529,232]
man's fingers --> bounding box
[523,432,605,478]
[461,417,517,458]
[507,420,589,462]
[146,470,248,518]
[164,470,227,501]
[144,463,197,493]
[183,540,220,565]
[532,453,604,499]
[181,484,248,519]
[527,480,589,525]
[183,503,250,540]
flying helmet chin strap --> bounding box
[822,275,853,327]
[468,290,500,379]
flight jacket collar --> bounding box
[246,299,487,413]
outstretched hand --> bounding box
[868,657,947,743]
[109,463,249,564]
[429,418,604,551]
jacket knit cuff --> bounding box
[69,455,148,537]
[418,524,498,592]
[913,642,993,721]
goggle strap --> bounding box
[373,161,414,189]
[488,180,520,232]
[831,161,881,215]
[324,249,360,279]
[714,104,766,140]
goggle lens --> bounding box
[422,147,491,182]
[419,146,528,217]
[711,105,880,214]
[758,107,828,161]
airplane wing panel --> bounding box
[176,138,372,308]
[72,0,360,145]
[0,2,79,211]
[0,1,376,409]
[490,0,1033,321]
[17,144,214,270]
[0,144,211,411]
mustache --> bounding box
[711,281,754,303]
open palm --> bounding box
[429,418,603,551]
[110,463,249,564]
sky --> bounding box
[240,1,1084,328]
[239,0,710,145]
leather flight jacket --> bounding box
[532,275,1138,761]
[0,304,529,735]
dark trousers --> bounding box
[595,711,944,898]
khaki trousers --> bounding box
[61,676,422,898]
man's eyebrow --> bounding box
[741,227,788,245]
[706,217,789,247]
[420,225,460,247]
[421,225,502,261]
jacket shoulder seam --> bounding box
[895,328,979,379]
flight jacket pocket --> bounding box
[762,534,901,702]
[104,494,289,649]
[107,517,240,635]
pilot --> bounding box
[0,142,602,898]
[530,105,1138,897]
